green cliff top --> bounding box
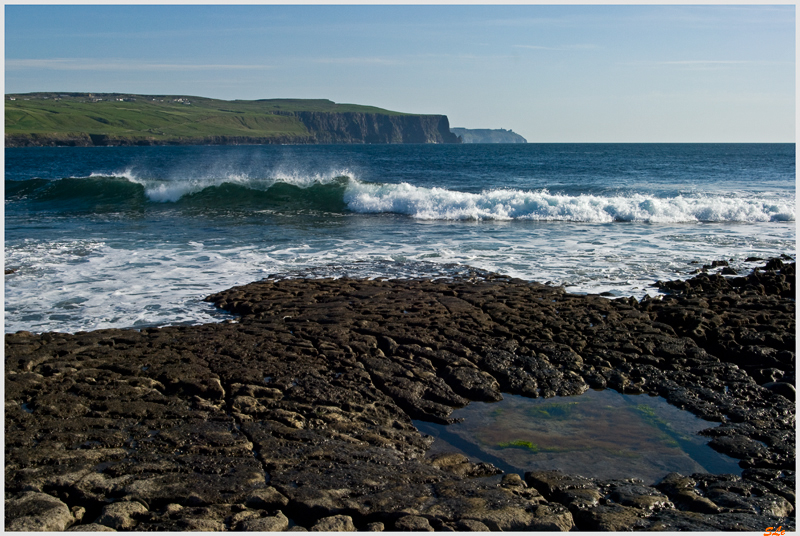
[5,93,410,143]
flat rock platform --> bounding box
[5,260,795,531]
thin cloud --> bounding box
[513,44,599,51]
[307,57,401,66]
[619,59,759,71]
[622,60,754,67]
[6,59,272,71]
[659,60,750,65]
[304,54,507,65]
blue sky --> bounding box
[4,4,795,142]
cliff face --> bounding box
[5,133,95,147]
[292,112,461,144]
[5,113,461,147]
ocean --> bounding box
[5,143,795,334]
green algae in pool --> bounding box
[414,389,742,485]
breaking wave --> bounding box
[5,172,795,223]
[344,182,795,223]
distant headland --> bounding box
[450,128,527,144]
[4,93,461,147]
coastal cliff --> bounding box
[4,93,461,147]
[293,111,460,144]
[451,128,527,144]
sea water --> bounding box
[5,143,795,334]
[414,389,743,484]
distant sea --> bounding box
[5,143,795,334]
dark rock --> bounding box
[5,263,794,531]
[762,381,796,399]
[645,509,793,531]
[454,519,491,531]
[500,473,526,489]
[525,470,598,500]
[765,258,785,271]
[394,515,434,531]
[656,473,720,514]
[709,435,770,460]
[572,504,646,531]
[608,482,672,510]
[441,365,503,402]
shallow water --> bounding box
[414,389,742,484]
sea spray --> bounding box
[133,167,356,203]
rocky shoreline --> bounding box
[5,259,795,531]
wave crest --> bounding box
[343,182,795,223]
[6,173,794,223]
[131,168,355,203]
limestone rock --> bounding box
[94,500,148,530]
[310,515,356,531]
[238,511,289,531]
[67,523,117,531]
[5,491,74,532]
[244,487,290,510]
[4,262,796,532]
[573,504,645,531]
[608,482,672,510]
[176,518,226,531]
[529,503,575,531]
[394,515,434,531]
[455,519,491,531]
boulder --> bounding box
[5,492,75,532]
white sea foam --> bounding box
[5,218,795,334]
[343,182,795,223]
[74,169,795,223]
[88,168,137,181]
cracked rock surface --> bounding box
[5,260,795,531]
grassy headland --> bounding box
[5,92,418,146]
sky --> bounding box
[4,4,796,142]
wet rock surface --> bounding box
[5,259,795,531]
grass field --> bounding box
[5,93,408,143]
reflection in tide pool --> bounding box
[414,389,742,485]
